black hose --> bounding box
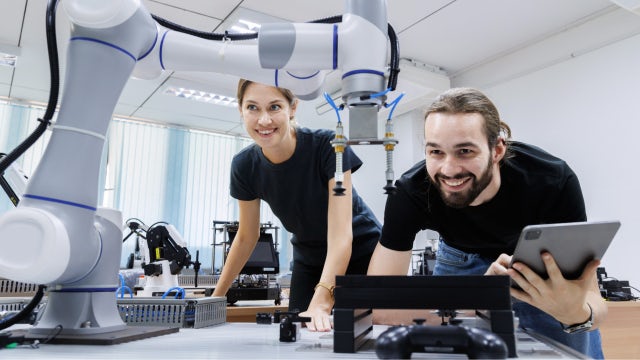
[387,23,400,91]
[0,285,46,330]
[151,14,258,41]
[0,0,60,331]
[0,0,59,175]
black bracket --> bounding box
[333,275,516,358]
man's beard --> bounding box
[431,158,494,208]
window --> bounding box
[0,102,283,272]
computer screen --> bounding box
[228,231,279,275]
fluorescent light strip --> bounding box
[164,87,238,107]
[0,52,17,67]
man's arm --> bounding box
[367,243,439,325]
[367,242,412,275]
[487,253,607,330]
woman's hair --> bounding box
[425,87,512,158]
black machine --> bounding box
[333,275,517,358]
[212,220,282,305]
[597,267,636,301]
[376,322,508,359]
[412,246,436,276]
[255,311,311,342]
[144,224,195,277]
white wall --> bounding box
[352,28,640,288]
[351,109,425,223]
[479,33,640,289]
[350,105,441,266]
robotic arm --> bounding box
[126,221,201,297]
[0,0,394,337]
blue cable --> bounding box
[162,287,186,299]
[323,92,342,124]
[369,87,391,99]
[384,92,405,120]
[116,286,133,298]
[116,273,134,298]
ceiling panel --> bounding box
[0,0,630,136]
[147,0,241,20]
[399,0,614,75]
[0,83,10,98]
[0,67,13,89]
[240,0,343,22]
[0,0,26,46]
[387,0,453,32]
[9,0,71,104]
[132,107,243,135]
[143,1,223,32]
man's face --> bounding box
[424,112,502,208]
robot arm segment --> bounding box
[0,0,392,287]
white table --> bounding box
[1,322,585,359]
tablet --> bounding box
[510,220,621,280]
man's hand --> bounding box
[486,252,599,325]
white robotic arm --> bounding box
[0,0,393,337]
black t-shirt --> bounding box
[231,127,381,267]
[380,141,586,259]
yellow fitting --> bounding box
[334,145,345,152]
[384,144,395,151]
[384,132,394,138]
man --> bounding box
[368,87,607,358]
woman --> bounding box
[212,79,381,331]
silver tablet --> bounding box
[510,220,621,280]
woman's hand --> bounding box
[299,285,334,331]
[299,306,332,332]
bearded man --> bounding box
[367,87,607,359]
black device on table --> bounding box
[256,310,311,342]
[375,322,508,359]
[213,220,282,305]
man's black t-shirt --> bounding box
[380,141,586,259]
[231,127,381,267]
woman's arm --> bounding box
[212,199,261,297]
[300,171,354,332]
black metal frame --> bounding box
[333,275,517,357]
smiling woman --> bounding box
[213,79,382,333]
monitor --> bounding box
[228,231,279,275]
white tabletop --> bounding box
[1,322,584,359]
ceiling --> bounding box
[0,0,638,137]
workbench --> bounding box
[600,300,640,359]
[2,320,587,359]
[226,300,288,322]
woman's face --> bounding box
[239,82,297,152]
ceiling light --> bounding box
[164,87,238,107]
[609,0,640,15]
[229,19,262,34]
[0,52,17,68]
